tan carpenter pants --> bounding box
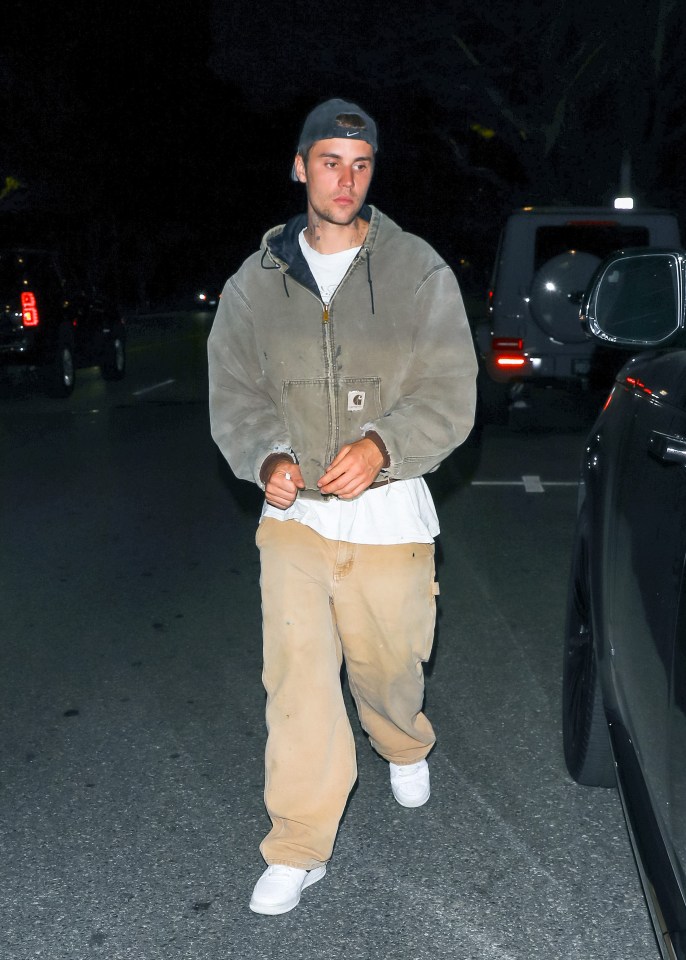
[255,517,438,869]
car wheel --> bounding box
[101,331,126,381]
[562,519,616,787]
[45,327,76,398]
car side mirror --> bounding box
[580,250,684,347]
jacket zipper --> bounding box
[321,301,336,463]
[319,250,367,461]
[270,247,367,466]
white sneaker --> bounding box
[249,864,326,915]
[389,759,430,807]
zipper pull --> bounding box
[322,304,329,323]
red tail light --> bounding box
[21,291,39,326]
[496,356,527,368]
[625,375,652,396]
[492,336,527,368]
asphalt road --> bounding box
[0,314,658,960]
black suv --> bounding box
[563,248,686,958]
[0,248,126,397]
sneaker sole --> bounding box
[392,788,430,808]
[249,865,326,915]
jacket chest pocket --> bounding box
[338,377,383,445]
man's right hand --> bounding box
[263,458,306,509]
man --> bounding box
[208,98,477,915]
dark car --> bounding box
[562,247,686,960]
[0,248,126,397]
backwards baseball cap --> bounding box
[290,98,378,181]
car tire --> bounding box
[101,330,126,381]
[45,326,76,398]
[562,518,616,787]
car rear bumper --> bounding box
[484,350,594,383]
[0,333,42,366]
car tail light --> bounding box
[625,375,652,396]
[21,291,39,326]
[566,220,617,227]
[492,336,527,368]
[496,356,527,367]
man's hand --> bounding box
[263,458,305,509]
[317,438,385,500]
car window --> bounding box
[534,225,650,272]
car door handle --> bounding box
[649,430,686,464]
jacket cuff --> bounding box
[364,430,391,468]
[259,452,296,486]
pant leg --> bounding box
[256,518,357,869]
[333,541,438,765]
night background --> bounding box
[3,0,685,312]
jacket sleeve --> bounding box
[207,274,293,488]
[364,263,478,479]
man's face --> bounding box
[294,138,374,227]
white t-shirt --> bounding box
[297,231,360,304]
[260,230,439,545]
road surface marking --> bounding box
[523,475,545,493]
[132,379,176,396]
[471,475,578,493]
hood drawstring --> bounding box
[263,241,373,312]
[260,249,278,271]
[261,248,290,298]
[365,249,375,315]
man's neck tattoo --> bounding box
[307,219,323,244]
[306,217,366,250]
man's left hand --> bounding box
[317,438,385,500]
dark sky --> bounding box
[3,0,685,304]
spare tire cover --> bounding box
[530,251,601,344]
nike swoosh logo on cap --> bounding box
[346,131,360,137]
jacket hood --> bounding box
[263,203,376,268]
[260,204,384,310]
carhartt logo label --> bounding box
[348,390,365,411]
[346,131,360,137]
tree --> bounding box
[449,0,686,210]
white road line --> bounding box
[523,474,545,493]
[471,476,579,493]
[132,379,176,396]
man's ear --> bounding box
[293,154,307,183]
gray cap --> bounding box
[291,98,378,181]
